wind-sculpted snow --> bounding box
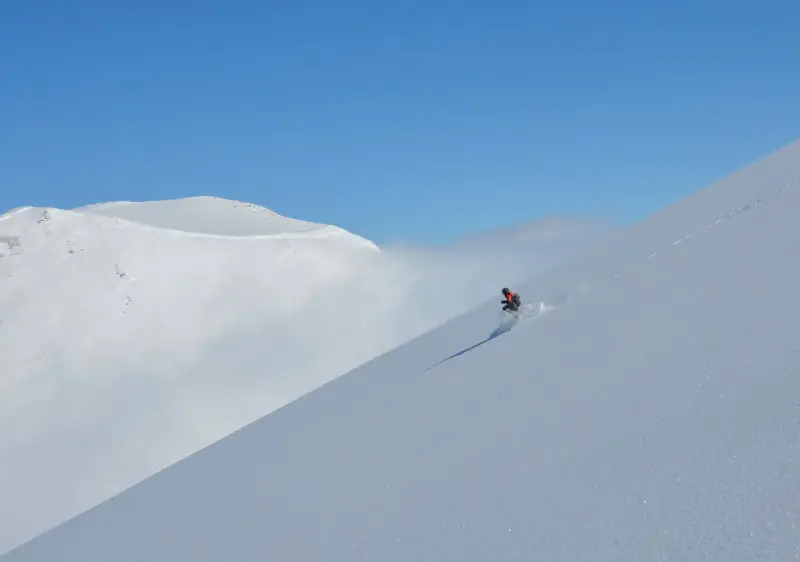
[5,140,799,561]
[73,196,342,238]
[0,196,599,554]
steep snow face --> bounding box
[4,140,799,562]
[0,196,599,554]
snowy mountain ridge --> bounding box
[70,196,376,242]
[4,139,798,561]
[0,193,599,554]
[0,197,384,553]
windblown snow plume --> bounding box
[0,196,605,553]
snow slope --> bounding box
[18,137,800,562]
[0,196,599,554]
[0,197,385,551]
[6,138,800,560]
[2,137,800,562]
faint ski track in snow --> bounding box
[532,180,800,318]
[595,180,800,285]
[425,179,800,370]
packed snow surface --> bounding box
[5,141,800,560]
[0,196,599,553]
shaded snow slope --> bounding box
[5,140,799,560]
[0,196,599,554]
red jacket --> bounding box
[504,291,521,307]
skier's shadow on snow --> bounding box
[424,314,518,371]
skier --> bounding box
[501,287,522,313]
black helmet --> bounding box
[502,287,510,295]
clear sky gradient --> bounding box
[2,1,799,244]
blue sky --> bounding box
[2,1,799,244]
